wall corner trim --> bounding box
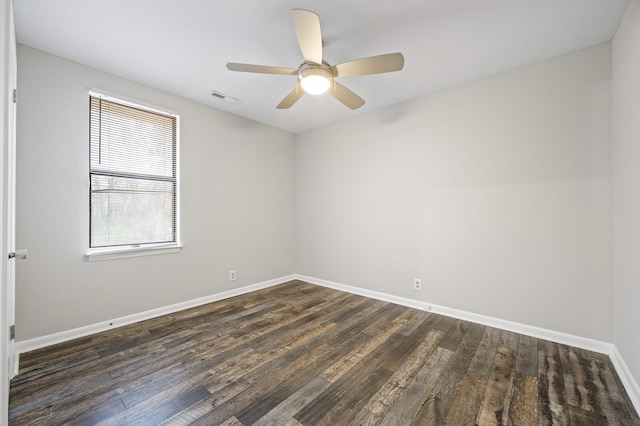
[14,274,296,357]
[611,345,640,415]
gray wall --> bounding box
[15,45,296,340]
[296,43,613,342]
[613,0,640,393]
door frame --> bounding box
[1,0,17,423]
[5,0,16,379]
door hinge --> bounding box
[9,325,15,340]
[13,89,17,104]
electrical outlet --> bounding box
[413,278,422,291]
[229,270,237,281]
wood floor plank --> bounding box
[433,321,485,400]
[439,319,470,351]
[592,356,640,425]
[476,347,516,425]
[445,371,488,426]
[499,330,519,351]
[252,377,331,426]
[507,372,538,426]
[396,309,431,337]
[231,321,337,388]
[77,362,187,422]
[361,304,408,336]
[157,396,218,426]
[93,376,213,425]
[217,417,243,426]
[568,405,609,425]
[10,350,103,395]
[16,336,95,375]
[158,380,250,426]
[583,353,627,426]
[558,343,595,412]
[232,333,368,424]
[378,312,448,373]
[9,280,639,426]
[411,322,485,424]
[121,363,206,409]
[515,334,538,377]
[381,346,453,425]
[319,307,414,383]
[204,332,373,425]
[9,372,113,420]
[227,287,335,337]
[174,292,344,365]
[352,329,446,425]
[468,326,502,377]
[294,364,392,425]
[11,348,193,424]
[129,386,210,426]
[66,396,127,426]
[538,339,570,425]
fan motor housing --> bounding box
[298,61,334,81]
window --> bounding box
[89,93,179,257]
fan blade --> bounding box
[291,9,322,64]
[227,63,297,75]
[276,84,305,109]
[330,81,365,110]
[331,53,404,77]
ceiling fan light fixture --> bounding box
[226,10,404,109]
[299,66,333,95]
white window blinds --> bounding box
[89,95,177,248]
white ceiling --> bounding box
[14,0,628,134]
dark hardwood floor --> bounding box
[8,280,640,425]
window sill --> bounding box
[85,244,182,262]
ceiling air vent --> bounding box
[210,90,240,104]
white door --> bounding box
[6,0,18,379]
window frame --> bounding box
[85,90,181,261]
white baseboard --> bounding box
[296,274,429,312]
[610,346,640,415]
[427,303,614,355]
[296,274,639,415]
[15,275,295,357]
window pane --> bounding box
[89,95,178,249]
[90,174,175,247]
[90,98,175,178]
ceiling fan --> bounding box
[226,9,405,110]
